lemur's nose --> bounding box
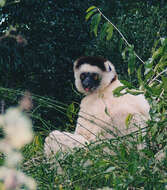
[82,76,91,89]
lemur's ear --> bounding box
[104,61,113,72]
[108,65,112,72]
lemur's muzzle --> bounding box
[81,73,100,92]
[82,77,92,92]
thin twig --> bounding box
[148,68,167,86]
[97,8,145,65]
[157,88,164,103]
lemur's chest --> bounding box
[80,94,107,116]
[75,95,109,141]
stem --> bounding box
[148,68,167,86]
[97,8,145,65]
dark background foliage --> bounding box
[0,0,166,131]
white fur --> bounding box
[74,61,116,95]
[75,79,149,141]
[44,131,89,157]
[44,59,150,157]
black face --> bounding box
[80,72,101,92]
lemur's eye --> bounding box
[80,73,86,80]
[92,73,99,80]
[94,74,98,80]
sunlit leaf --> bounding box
[0,0,6,7]
[126,89,143,95]
[137,65,144,87]
[120,80,135,89]
[66,103,75,122]
[86,5,97,13]
[122,47,128,61]
[113,86,127,97]
[106,24,113,41]
[85,8,97,21]
[152,46,163,61]
[162,76,167,92]
[125,113,133,128]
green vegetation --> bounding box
[0,0,167,189]
[21,35,167,190]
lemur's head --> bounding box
[74,56,117,94]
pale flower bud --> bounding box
[6,151,23,167]
[0,167,36,190]
[3,108,33,149]
[0,167,18,189]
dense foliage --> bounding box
[22,32,167,190]
[0,1,166,128]
[0,1,167,189]
[0,0,166,97]
[0,0,104,98]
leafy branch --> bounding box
[86,6,145,65]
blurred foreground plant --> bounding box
[0,92,36,190]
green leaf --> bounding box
[137,65,144,87]
[99,22,109,41]
[0,0,6,7]
[113,86,127,97]
[126,89,143,95]
[106,24,113,41]
[162,76,167,92]
[105,107,110,117]
[145,59,153,69]
[157,133,164,144]
[151,124,158,136]
[151,83,163,96]
[128,60,135,75]
[144,85,154,96]
[128,47,136,75]
[86,6,97,13]
[85,8,97,21]
[122,47,128,61]
[75,186,82,190]
[144,70,154,82]
[125,114,133,128]
[120,80,135,89]
[90,13,101,37]
[152,46,163,61]
[66,103,75,122]
[159,53,167,64]
[160,37,167,46]
[119,38,124,52]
